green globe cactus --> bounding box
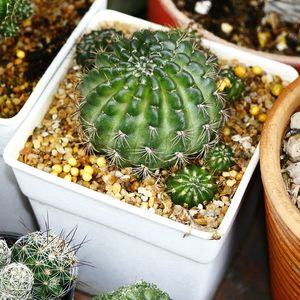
[93,281,170,300]
[11,231,78,300]
[0,240,11,268]
[219,68,244,102]
[166,164,217,208]
[79,29,227,174]
[205,142,234,172]
[76,28,123,69]
[0,262,34,300]
[0,0,33,37]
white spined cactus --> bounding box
[0,262,34,300]
[0,240,11,269]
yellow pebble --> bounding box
[223,127,231,136]
[83,165,94,175]
[52,164,62,174]
[234,66,246,78]
[217,79,227,92]
[51,171,58,177]
[271,84,283,97]
[64,174,72,181]
[70,167,79,177]
[16,49,25,59]
[82,172,92,182]
[252,66,263,76]
[97,156,107,168]
[68,157,77,166]
[63,164,71,173]
[112,182,122,194]
[249,105,260,116]
[258,113,267,122]
[258,31,271,48]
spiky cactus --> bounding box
[79,29,227,174]
[76,29,123,69]
[205,142,234,172]
[11,231,78,300]
[0,262,34,300]
[219,68,244,102]
[166,164,217,208]
[93,281,170,300]
[0,240,11,269]
[0,0,33,37]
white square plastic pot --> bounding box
[3,10,298,300]
[0,0,107,233]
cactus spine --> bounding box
[93,281,170,300]
[0,0,33,37]
[0,240,11,269]
[11,231,78,300]
[0,262,34,300]
[79,29,227,173]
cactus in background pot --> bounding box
[0,240,11,268]
[0,0,33,37]
[11,231,78,300]
[79,29,230,174]
[0,262,34,300]
[93,280,170,300]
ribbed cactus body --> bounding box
[0,262,34,300]
[0,240,11,268]
[11,231,78,300]
[80,29,225,171]
[0,0,33,37]
[220,68,244,102]
[93,281,170,300]
[166,164,217,208]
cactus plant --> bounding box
[0,0,33,37]
[79,29,228,174]
[0,262,34,300]
[166,164,217,208]
[0,240,11,269]
[93,280,170,300]
[11,231,78,300]
[205,142,234,172]
[76,29,123,69]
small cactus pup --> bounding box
[219,68,245,102]
[11,231,79,300]
[79,29,227,174]
[166,164,217,208]
[0,262,34,300]
[0,239,11,268]
[205,142,234,173]
[93,280,171,300]
[76,28,123,69]
[0,0,33,37]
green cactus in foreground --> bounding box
[205,142,234,172]
[93,281,170,300]
[0,0,33,37]
[76,29,123,69]
[79,29,227,174]
[219,68,245,102]
[11,231,78,300]
[166,164,217,208]
[0,262,34,300]
[0,240,11,268]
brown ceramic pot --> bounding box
[148,0,300,71]
[260,77,300,299]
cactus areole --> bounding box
[80,29,226,172]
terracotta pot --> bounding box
[260,77,300,299]
[147,0,300,71]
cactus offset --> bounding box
[11,231,78,300]
[205,142,234,172]
[93,281,170,300]
[76,29,123,69]
[0,262,34,300]
[0,0,33,37]
[79,29,226,174]
[0,240,11,269]
[219,68,244,101]
[166,164,217,208]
